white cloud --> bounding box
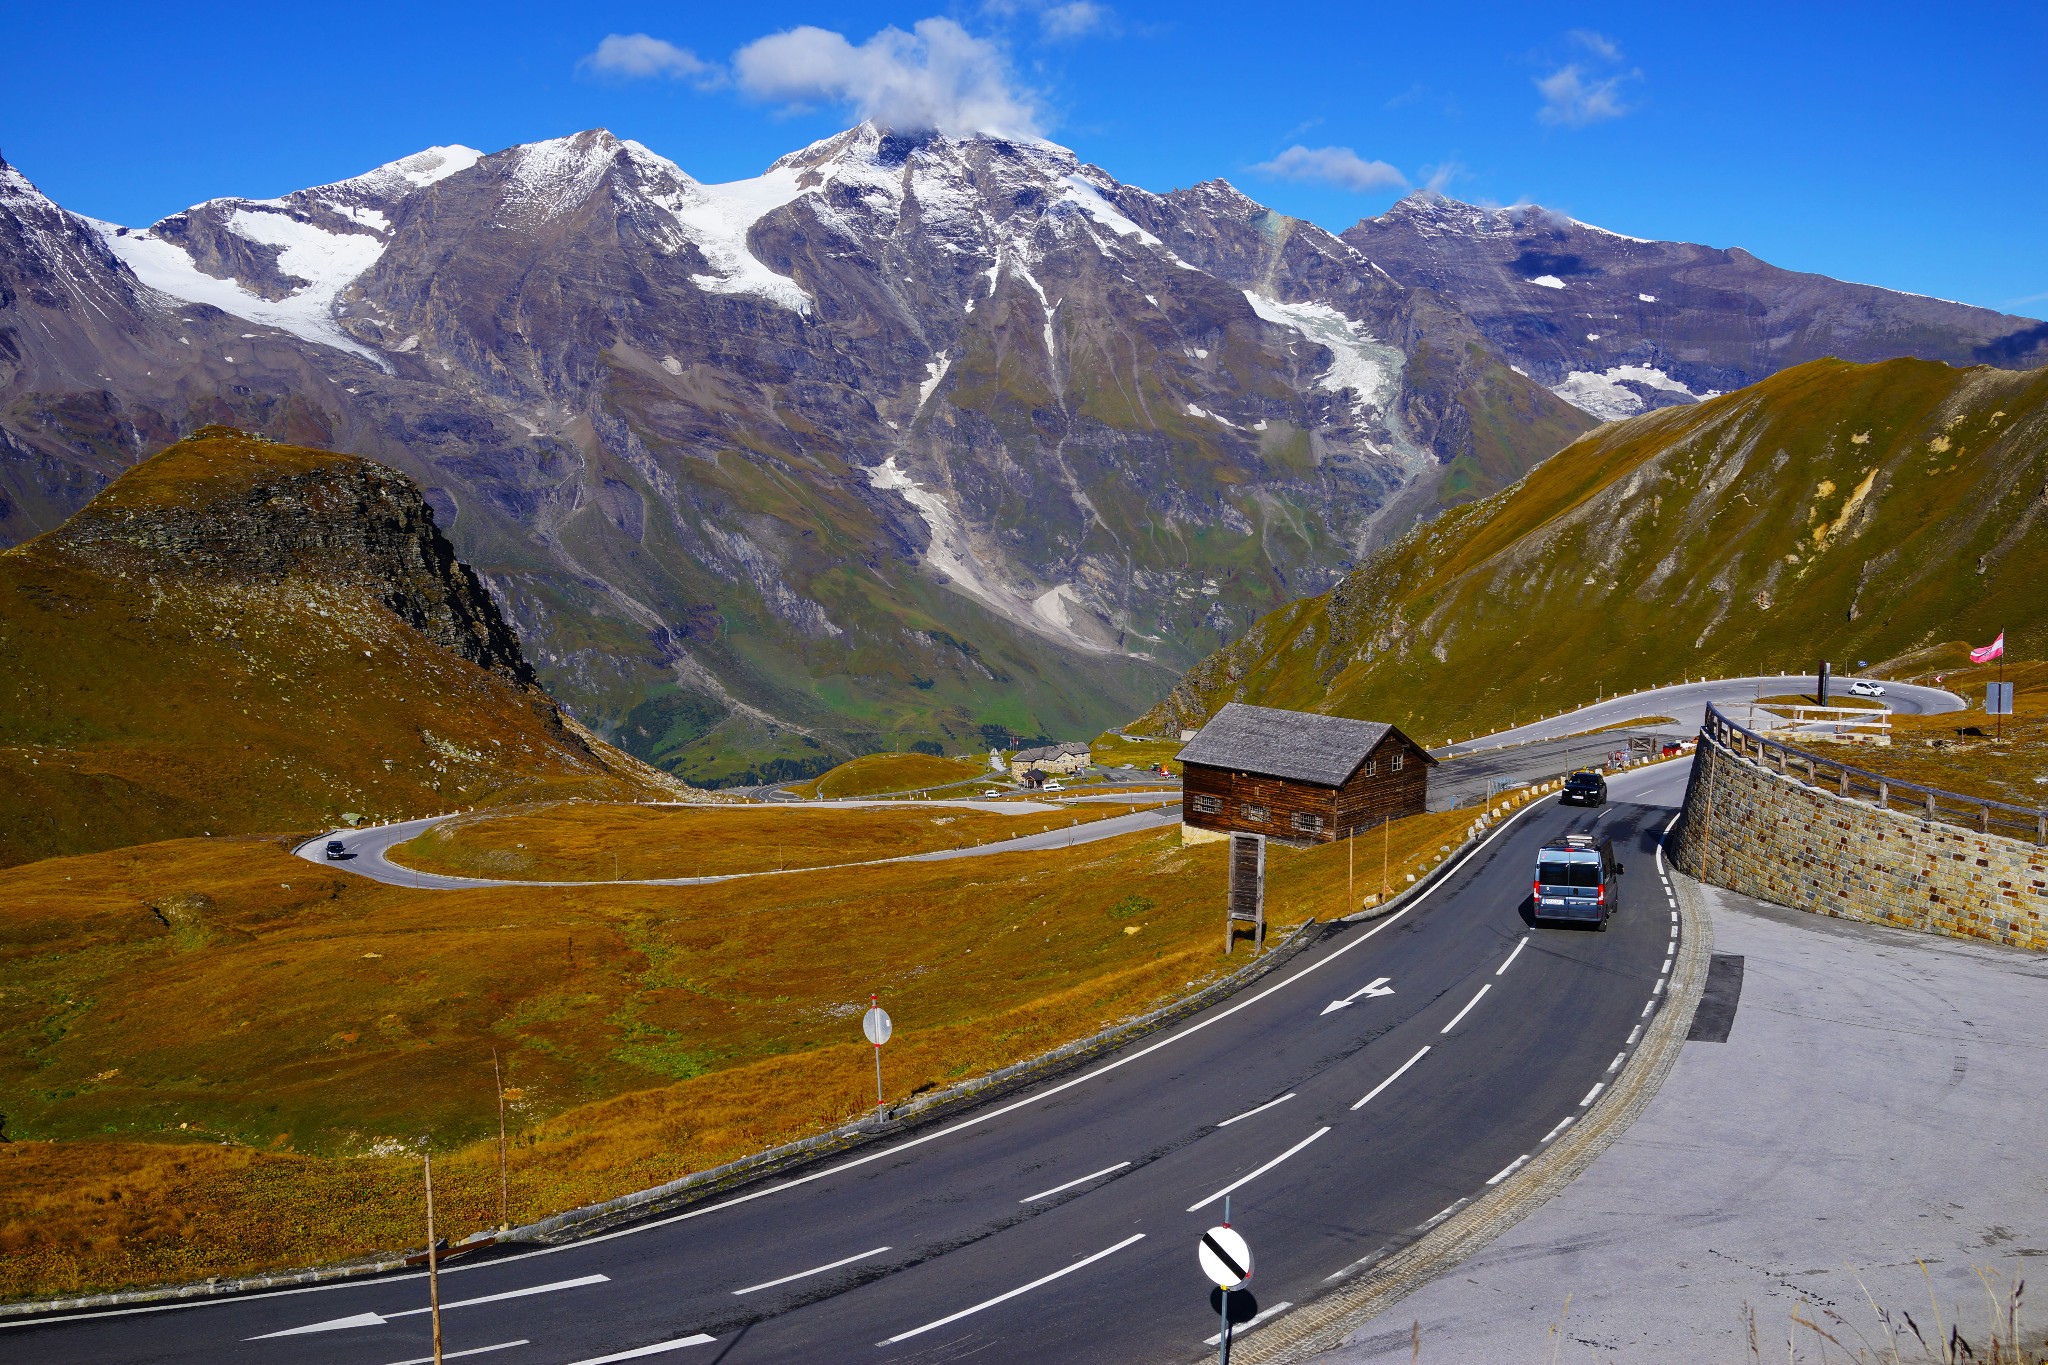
[1038,1,1110,38]
[1250,145,1407,193]
[578,33,725,89]
[1420,160,1465,194]
[734,18,1041,137]
[1569,29,1624,61]
[1535,63,1632,127]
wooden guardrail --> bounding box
[1704,703,2048,846]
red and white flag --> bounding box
[1969,632,2005,664]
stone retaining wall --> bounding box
[1671,733,2048,952]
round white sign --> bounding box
[863,1005,893,1047]
[1198,1225,1252,1290]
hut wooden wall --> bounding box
[1184,734,1430,845]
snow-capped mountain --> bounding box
[1,130,2037,784]
[1347,192,2047,422]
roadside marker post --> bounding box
[862,996,892,1108]
[1198,1198,1253,1365]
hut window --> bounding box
[1391,751,1404,772]
[1190,793,1222,814]
[1292,812,1324,833]
[1363,758,1377,777]
[1241,803,1270,823]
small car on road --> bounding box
[1559,770,1608,806]
[1848,679,1885,698]
[324,840,354,861]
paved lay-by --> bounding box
[15,759,1703,1363]
[1434,675,1960,757]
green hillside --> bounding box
[0,428,682,866]
[1140,358,2048,742]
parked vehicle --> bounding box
[324,840,354,861]
[1559,770,1608,806]
[1849,679,1886,697]
[1043,780,1065,792]
[1533,834,1624,929]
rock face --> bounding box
[54,425,534,686]
[1347,193,2048,423]
[2,131,2038,785]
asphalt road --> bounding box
[298,798,1184,891]
[1434,674,1962,757]
[19,762,1697,1365]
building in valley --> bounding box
[1009,741,1092,783]
[1177,702,1434,845]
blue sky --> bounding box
[4,1,2042,314]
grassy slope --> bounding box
[0,804,1474,1298]
[1851,660,2048,808]
[389,801,1151,880]
[784,752,990,800]
[0,430,679,866]
[1141,358,2048,744]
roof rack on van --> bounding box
[1562,834,1595,847]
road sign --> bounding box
[1987,682,2014,715]
[1198,1225,1253,1291]
[863,1005,893,1046]
[1226,833,1265,955]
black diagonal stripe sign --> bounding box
[1202,1231,1247,1283]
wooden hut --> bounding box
[1177,702,1434,845]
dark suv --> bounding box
[324,840,354,861]
[1533,835,1624,928]
[1560,770,1607,807]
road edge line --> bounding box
[1234,809,1715,1365]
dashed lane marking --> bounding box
[1441,984,1492,1034]
[877,1234,1146,1345]
[1218,1094,1296,1128]
[1188,1129,1331,1213]
[1352,1047,1430,1111]
[1018,1164,1130,1203]
[732,1246,891,1295]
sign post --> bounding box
[1225,833,1266,955]
[1198,1198,1253,1365]
[862,995,892,1108]
[1817,659,1831,707]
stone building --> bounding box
[1009,741,1092,782]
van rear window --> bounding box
[1539,858,1601,887]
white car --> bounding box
[1848,679,1885,698]
[1042,780,1065,792]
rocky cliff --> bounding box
[0,427,685,864]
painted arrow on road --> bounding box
[1320,977,1395,1015]
[250,1274,610,1338]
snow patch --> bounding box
[661,165,813,313]
[95,212,387,365]
[1551,364,1719,422]
[1638,293,1658,303]
[918,351,951,410]
[1058,175,1162,246]
[1528,275,1566,289]
[501,134,620,224]
[864,455,1114,654]
[1243,292,1400,425]
[343,145,482,196]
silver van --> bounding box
[1532,834,1622,928]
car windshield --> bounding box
[1567,776,1599,788]
[1539,857,1601,887]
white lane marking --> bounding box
[1485,1154,1531,1185]
[22,774,1590,1325]
[1580,1082,1605,1107]
[1654,977,1666,995]
[1440,983,1492,1034]
[877,1234,1146,1344]
[565,1337,716,1363]
[1642,1000,1656,1018]
[1218,1094,1296,1128]
[1495,936,1529,976]
[1205,1301,1294,1345]
[252,1275,610,1337]
[1018,1163,1130,1202]
[1352,1046,1431,1111]
[731,1246,890,1295]
[1540,1116,1574,1143]
[1626,1025,1642,1046]
[1187,1128,1331,1212]
[1606,1051,1626,1075]
[1662,957,1673,974]
[382,1342,528,1365]
[1417,1199,1468,1232]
